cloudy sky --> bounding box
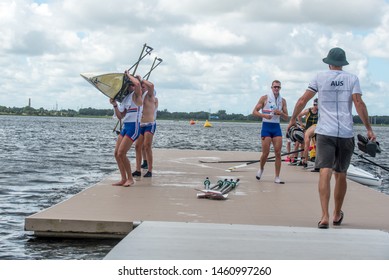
[1,0,389,116]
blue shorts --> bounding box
[261,122,282,138]
[140,122,157,136]
[120,122,140,141]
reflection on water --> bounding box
[0,116,388,259]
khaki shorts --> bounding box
[315,134,355,173]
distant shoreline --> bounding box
[1,113,388,126]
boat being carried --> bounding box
[80,72,130,102]
[80,44,161,103]
[347,164,382,187]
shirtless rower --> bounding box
[133,79,157,177]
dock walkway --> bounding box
[25,149,389,259]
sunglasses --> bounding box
[272,86,281,89]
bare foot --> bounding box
[112,180,126,186]
[123,179,135,187]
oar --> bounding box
[200,159,258,164]
[226,149,304,172]
[199,158,284,164]
[353,152,389,172]
[199,159,280,164]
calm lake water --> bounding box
[0,115,388,259]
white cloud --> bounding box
[0,0,389,116]
[31,2,51,16]
[179,22,247,48]
[362,7,389,58]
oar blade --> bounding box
[225,163,248,172]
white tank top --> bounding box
[262,93,283,123]
[117,92,142,123]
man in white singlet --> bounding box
[252,80,288,184]
[287,47,376,229]
[109,72,143,187]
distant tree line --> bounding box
[157,109,256,121]
[153,109,389,125]
[0,105,112,117]
[1,105,388,124]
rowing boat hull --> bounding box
[347,164,382,187]
[80,72,130,102]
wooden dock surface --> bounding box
[25,148,389,237]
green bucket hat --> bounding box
[322,47,349,66]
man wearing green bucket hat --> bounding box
[287,47,376,229]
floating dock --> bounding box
[25,149,389,259]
